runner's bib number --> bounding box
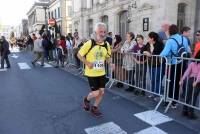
[93,60,105,71]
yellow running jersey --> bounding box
[78,40,111,77]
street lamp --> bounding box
[127,0,137,23]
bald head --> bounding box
[161,21,170,32]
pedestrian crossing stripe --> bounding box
[134,126,167,134]
[11,54,19,59]
[10,48,20,53]
[85,122,127,134]
[134,110,173,126]
[18,63,31,70]
[0,68,7,71]
[36,62,53,67]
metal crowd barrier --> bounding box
[164,56,200,113]
[66,48,77,67]
[65,50,200,114]
[106,52,168,111]
[65,47,85,75]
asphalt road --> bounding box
[0,50,198,134]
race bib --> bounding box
[93,60,105,71]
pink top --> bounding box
[181,62,200,83]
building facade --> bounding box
[27,0,72,36]
[48,0,72,35]
[27,2,49,34]
[72,0,200,40]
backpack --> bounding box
[85,39,109,56]
[170,36,187,57]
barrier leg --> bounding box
[154,97,164,111]
[164,100,172,113]
[105,79,115,89]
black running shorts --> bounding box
[87,75,106,91]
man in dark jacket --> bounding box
[0,36,11,69]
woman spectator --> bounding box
[142,32,164,99]
[121,32,136,92]
[132,35,147,96]
[112,35,123,88]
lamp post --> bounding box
[127,0,137,23]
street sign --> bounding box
[48,19,56,27]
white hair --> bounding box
[94,22,107,32]
[161,20,171,26]
[90,22,107,40]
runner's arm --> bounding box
[77,53,93,69]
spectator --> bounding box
[193,30,200,57]
[32,33,37,42]
[31,34,44,66]
[0,36,11,69]
[106,32,113,46]
[112,35,123,88]
[158,21,170,44]
[160,24,190,108]
[121,32,136,92]
[66,36,73,64]
[132,35,147,96]
[179,50,200,120]
[142,32,164,99]
[55,36,67,68]
[181,26,191,46]
[42,33,50,62]
[73,33,82,68]
[181,26,192,55]
[26,35,34,51]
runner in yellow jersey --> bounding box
[77,22,114,117]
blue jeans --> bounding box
[149,67,162,94]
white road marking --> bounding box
[18,63,31,70]
[0,68,7,71]
[11,54,19,59]
[112,96,121,100]
[134,126,168,134]
[134,110,172,126]
[85,122,127,134]
[36,62,53,67]
[10,47,20,53]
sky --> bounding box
[0,0,35,26]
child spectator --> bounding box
[179,50,200,120]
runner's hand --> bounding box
[86,61,93,69]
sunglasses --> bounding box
[196,34,200,36]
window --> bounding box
[51,11,53,19]
[58,7,60,18]
[48,12,50,19]
[119,11,129,40]
[68,6,73,17]
[101,15,109,31]
[54,9,57,19]
[91,0,94,7]
[177,3,186,32]
[69,24,72,33]
[88,19,93,37]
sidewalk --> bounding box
[51,62,200,133]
